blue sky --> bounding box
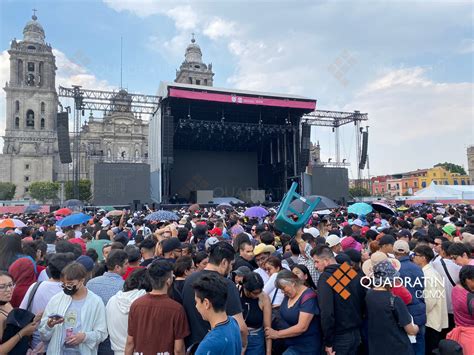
[1,0,473,178]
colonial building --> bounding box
[468,145,474,184]
[175,35,214,86]
[0,14,59,199]
[76,89,149,185]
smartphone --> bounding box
[48,314,63,320]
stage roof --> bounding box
[158,82,316,111]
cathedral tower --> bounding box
[0,12,59,199]
[175,35,214,86]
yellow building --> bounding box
[417,166,470,189]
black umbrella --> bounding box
[371,202,396,215]
[64,199,84,208]
[289,195,339,214]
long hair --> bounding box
[0,234,23,271]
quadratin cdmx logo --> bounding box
[326,262,358,300]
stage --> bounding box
[149,82,316,203]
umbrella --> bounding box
[56,213,92,228]
[0,218,26,228]
[348,202,373,216]
[64,199,84,208]
[217,202,233,211]
[289,195,339,214]
[144,210,179,222]
[106,210,123,217]
[24,204,42,214]
[397,206,409,211]
[188,204,200,213]
[54,208,72,216]
[244,206,268,218]
[371,202,396,215]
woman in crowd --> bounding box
[240,272,272,355]
[447,265,474,354]
[8,257,37,308]
[193,251,209,272]
[291,264,317,290]
[172,255,195,303]
[365,259,419,355]
[265,270,322,355]
[0,234,24,271]
[0,271,42,354]
[263,256,284,307]
[106,268,151,355]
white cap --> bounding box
[326,234,341,248]
[205,237,219,251]
[101,217,111,228]
[303,227,320,238]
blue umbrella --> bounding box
[348,202,373,216]
[144,210,179,222]
[244,206,268,218]
[56,213,92,227]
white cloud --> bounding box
[346,67,474,175]
[203,17,236,40]
[458,38,474,54]
[102,0,166,17]
[166,5,199,31]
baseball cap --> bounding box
[205,237,220,251]
[101,218,111,228]
[393,240,410,253]
[76,255,94,272]
[326,234,341,248]
[442,224,456,236]
[397,229,412,239]
[413,217,425,229]
[162,238,183,254]
[208,227,223,237]
[351,219,363,227]
[303,227,320,238]
[378,234,396,246]
[233,266,251,276]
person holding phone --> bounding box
[39,262,107,355]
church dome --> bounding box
[23,14,45,44]
[184,36,203,63]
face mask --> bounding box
[0,300,8,306]
[63,285,79,296]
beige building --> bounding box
[468,145,474,184]
[175,35,214,86]
[0,14,60,199]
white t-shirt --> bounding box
[263,273,284,306]
[254,268,270,284]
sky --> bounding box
[0,0,472,179]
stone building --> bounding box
[175,35,214,86]
[468,145,474,184]
[0,14,59,199]
[76,89,149,185]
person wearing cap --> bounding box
[351,219,364,234]
[160,237,184,261]
[412,245,449,355]
[204,237,219,252]
[125,260,189,355]
[181,241,248,351]
[76,255,94,282]
[365,259,419,355]
[378,234,396,257]
[325,235,342,256]
[393,239,427,355]
[397,229,412,242]
[442,224,456,241]
[311,245,365,355]
[253,244,275,284]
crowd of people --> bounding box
[0,203,473,355]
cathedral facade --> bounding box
[1,15,214,200]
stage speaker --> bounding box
[299,123,311,173]
[162,114,174,164]
[57,112,72,164]
[359,131,368,169]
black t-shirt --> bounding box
[182,270,242,347]
[365,289,414,355]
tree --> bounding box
[0,182,16,200]
[349,186,371,197]
[64,180,92,202]
[29,181,60,203]
[434,162,467,175]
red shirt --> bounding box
[122,266,143,280]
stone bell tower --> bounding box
[0,11,59,199]
[175,34,214,86]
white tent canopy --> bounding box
[408,182,474,201]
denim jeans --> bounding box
[283,346,320,355]
[412,324,425,355]
[246,327,265,355]
[332,329,361,355]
